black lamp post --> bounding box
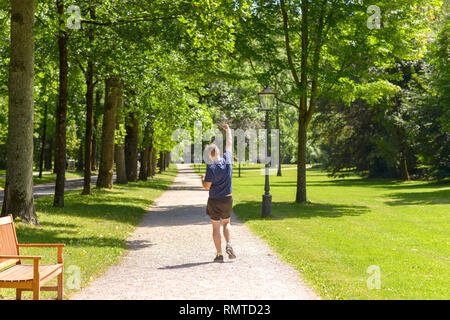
[258,84,277,217]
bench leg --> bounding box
[16,289,22,300]
[33,284,40,300]
[57,272,64,300]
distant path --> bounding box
[0,171,53,179]
[72,164,318,300]
[0,175,99,202]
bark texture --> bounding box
[91,90,101,171]
[53,0,68,207]
[82,8,95,195]
[38,99,48,179]
[125,112,139,182]
[115,92,127,184]
[96,77,121,189]
[2,0,38,223]
[150,147,157,176]
[296,121,307,203]
[138,147,149,181]
[115,144,127,184]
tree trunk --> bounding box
[2,0,38,224]
[400,153,410,181]
[76,142,84,172]
[114,90,127,184]
[138,147,149,181]
[82,62,94,193]
[165,151,170,169]
[276,99,282,176]
[147,145,153,178]
[158,151,164,173]
[45,136,53,170]
[39,101,48,179]
[115,144,127,184]
[53,0,68,207]
[151,147,157,176]
[125,112,139,182]
[82,8,95,195]
[91,90,101,171]
[96,77,120,189]
[91,122,97,171]
[296,119,307,203]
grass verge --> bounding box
[0,165,177,300]
[192,164,449,299]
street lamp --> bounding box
[258,84,277,217]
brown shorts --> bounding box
[206,196,233,221]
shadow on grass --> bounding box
[16,226,129,249]
[307,175,449,190]
[384,189,450,206]
[39,221,79,229]
[120,179,177,191]
[40,202,148,222]
[32,175,176,223]
[233,201,369,222]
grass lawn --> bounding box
[0,171,90,189]
[192,164,450,299]
[0,165,177,300]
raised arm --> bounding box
[223,124,232,152]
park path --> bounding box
[0,175,99,202]
[72,164,318,300]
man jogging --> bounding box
[201,124,236,263]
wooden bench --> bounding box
[0,214,65,300]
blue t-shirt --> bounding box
[204,150,232,198]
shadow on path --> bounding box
[157,261,234,270]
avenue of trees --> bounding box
[0,0,448,223]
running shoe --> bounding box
[213,254,224,263]
[226,245,236,259]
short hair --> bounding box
[206,144,220,160]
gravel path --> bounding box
[72,164,318,300]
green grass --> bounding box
[193,164,450,300]
[0,166,177,300]
[0,171,90,189]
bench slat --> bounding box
[0,215,13,226]
[0,264,63,282]
[0,259,19,270]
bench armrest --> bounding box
[0,255,41,261]
[18,244,66,248]
[17,244,65,264]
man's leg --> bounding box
[222,218,231,243]
[211,219,222,254]
[222,218,236,259]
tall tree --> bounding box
[82,5,96,195]
[91,90,101,171]
[236,0,434,202]
[38,81,49,179]
[1,0,38,224]
[96,76,121,189]
[114,91,127,184]
[125,110,139,182]
[53,0,68,207]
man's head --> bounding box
[206,143,220,163]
